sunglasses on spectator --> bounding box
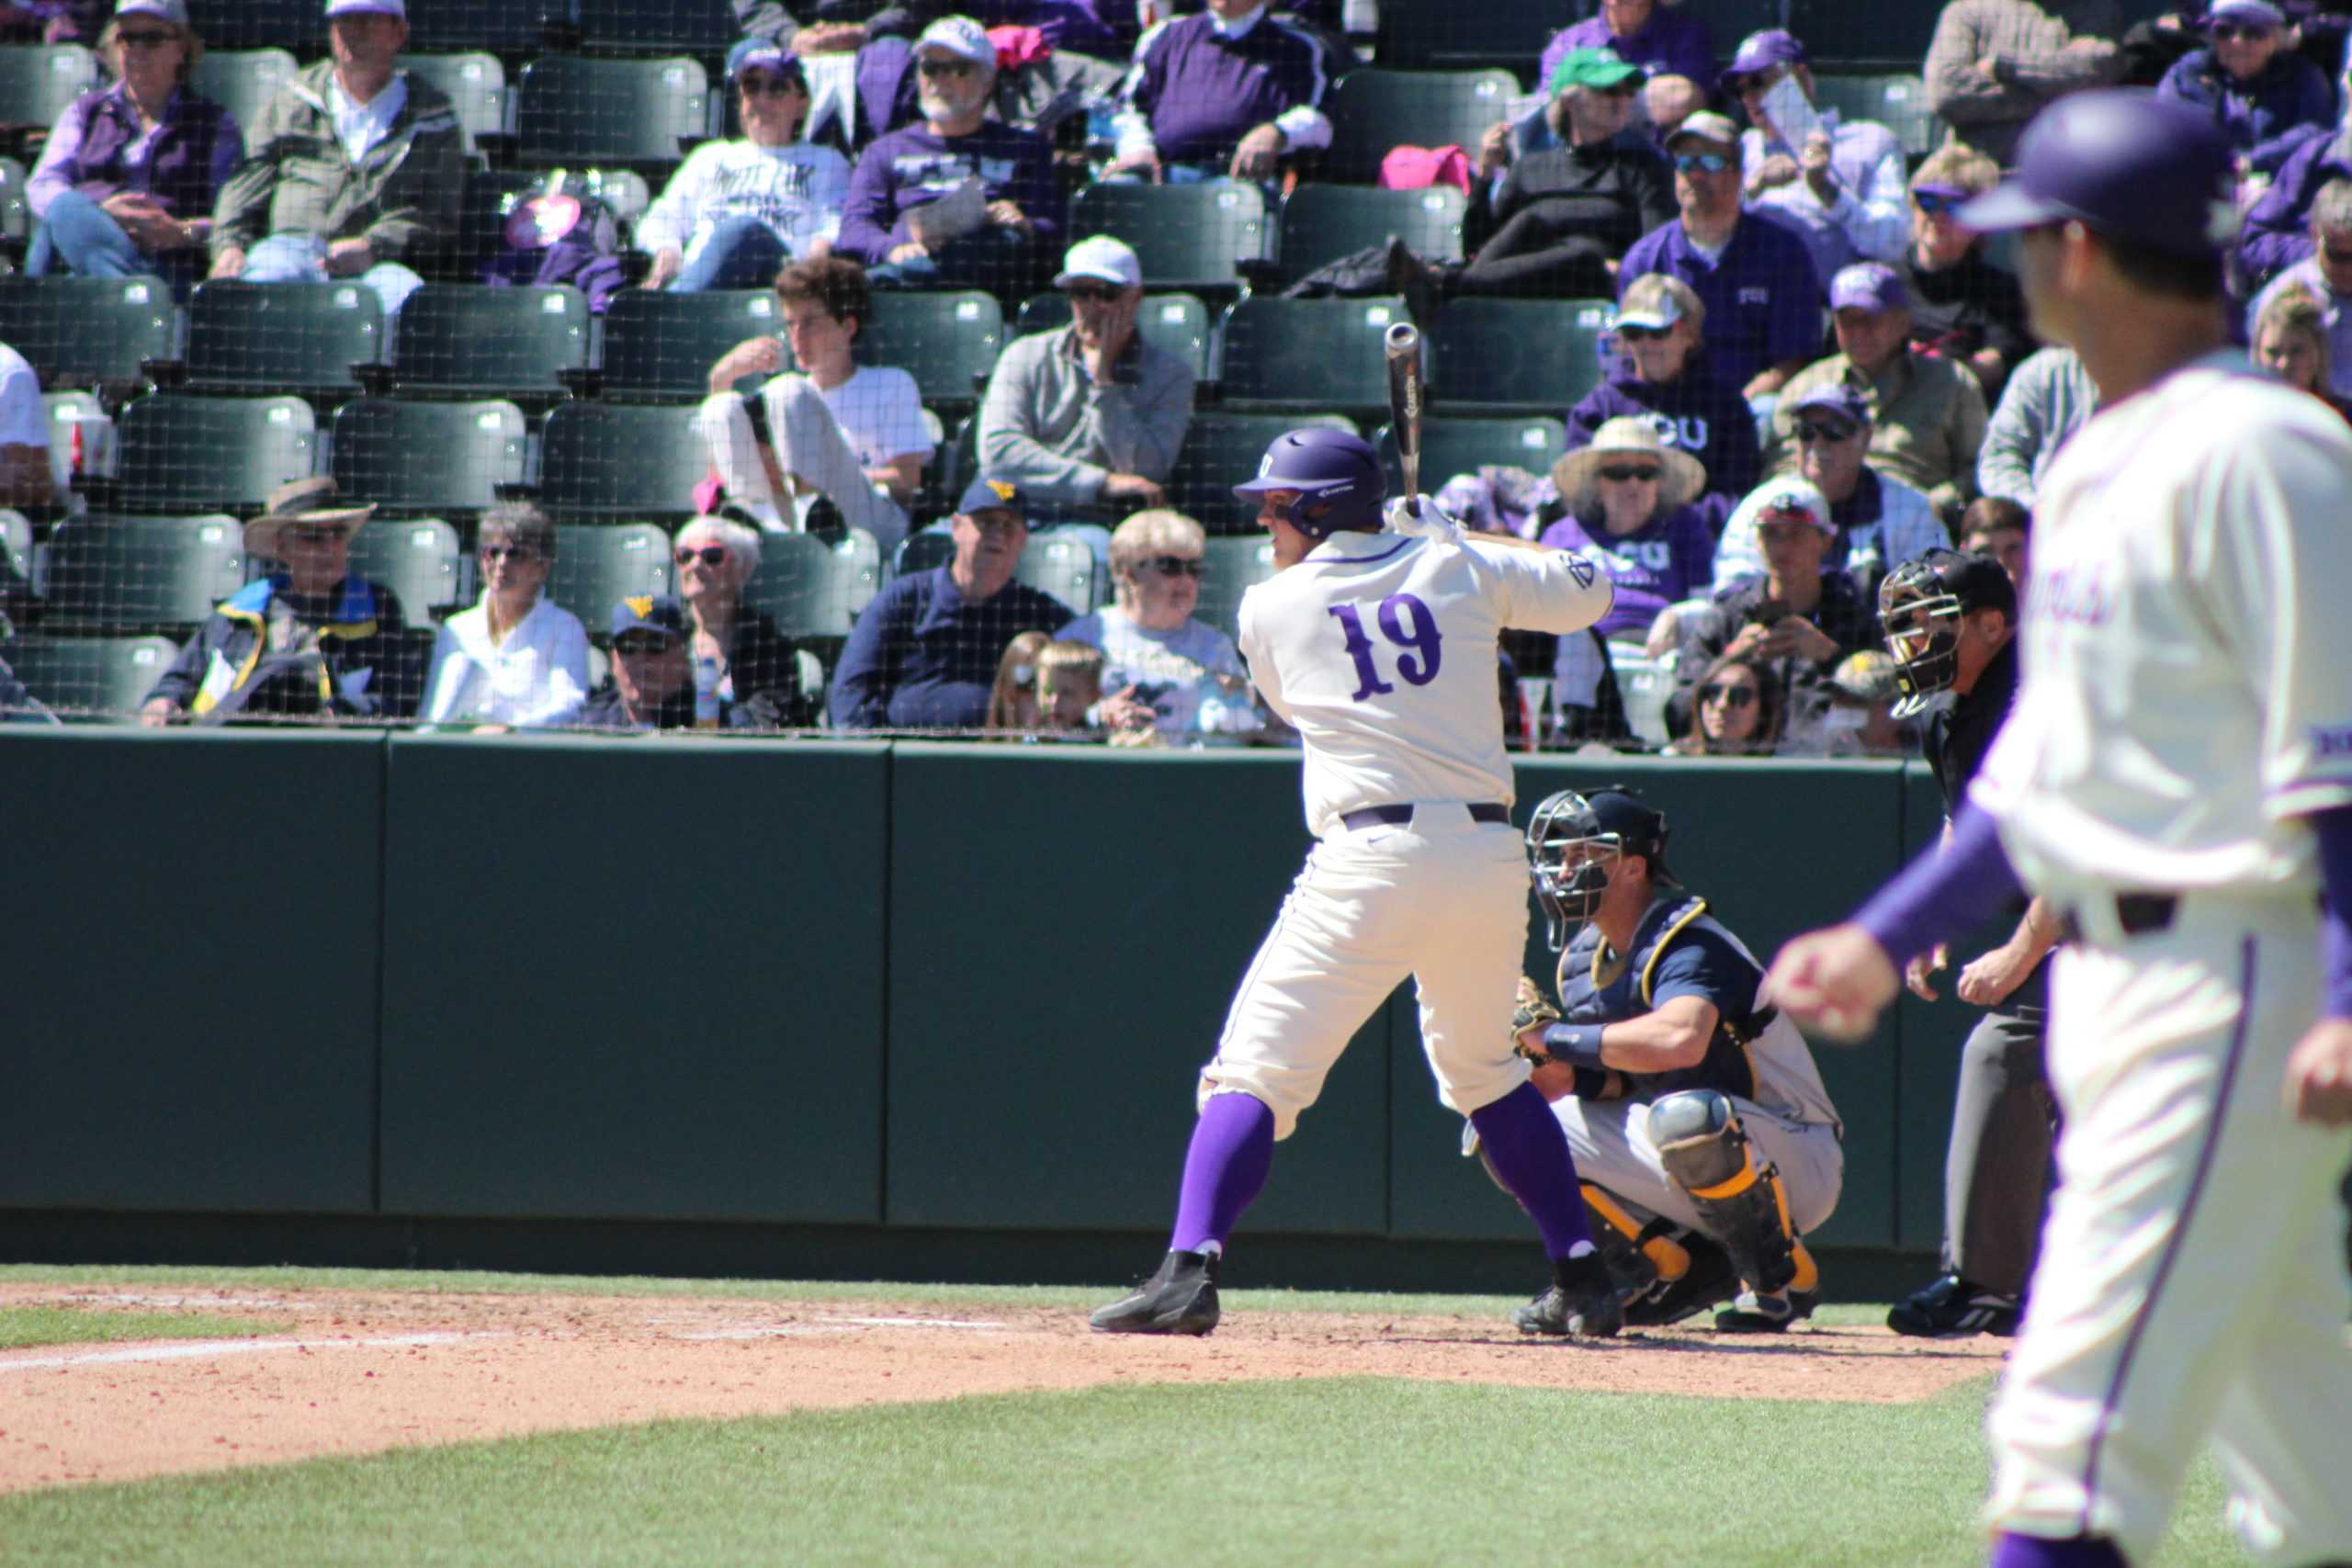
[966,512,1024,535]
[1723,72,1772,95]
[1065,282,1124,304]
[118,28,176,47]
[1616,322,1671,342]
[284,524,352,546]
[1674,152,1734,175]
[1912,189,1964,218]
[1793,419,1861,444]
[1139,555,1203,577]
[2211,22,2273,39]
[739,73,806,96]
[614,635,673,658]
[917,56,978,76]
[1597,465,1662,483]
[480,543,538,562]
[1700,682,1758,707]
[2320,243,2352,267]
[675,545,729,567]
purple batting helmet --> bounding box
[1232,428,1386,537]
[1956,89,2237,259]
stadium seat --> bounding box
[861,290,1003,413]
[547,522,673,627]
[4,634,180,715]
[40,513,246,633]
[347,516,468,618]
[893,528,951,578]
[0,45,99,135]
[0,155,28,252]
[1013,291,1214,383]
[187,49,299,141]
[1170,412,1356,534]
[1430,297,1615,414]
[388,284,590,400]
[401,6,547,53]
[1811,73,1942,159]
[515,55,711,167]
[598,288,782,401]
[0,276,177,389]
[1374,415,1567,493]
[831,524,884,624]
[888,525,1101,614]
[182,280,384,400]
[1272,185,1467,288]
[571,0,738,55]
[537,401,707,519]
[1069,182,1269,301]
[331,398,529,516]
[1193,535,1277,640]
[1320,70,1521,185]
[1217,295,1413,420]
[186,0,327,54]
[112,393,317,514]
[0,504,30,598]
[741,529,836,639]
[1372,0,1566,72]
[404,52,512,145]
[44,389,110,492]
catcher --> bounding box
[1481,787,1846,1331]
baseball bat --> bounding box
[1384,321,1424,517]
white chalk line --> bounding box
[666,1315,1008,1342]
[0,1331,508,1375]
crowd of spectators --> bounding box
[8,0,2351,759]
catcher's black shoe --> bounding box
[1887,1273,2021,1338]
[1512,1251,1623,1338]
[1091,1249,1220,1336]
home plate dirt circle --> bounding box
[0,1284,2007,1493]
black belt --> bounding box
[1339,802,1510,831]
[2054,893,2178,946]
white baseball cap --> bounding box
[325,0,406,17]
[1748,477,1835,535]
[1054,234,1142,290]
[914,15,995,68]
[114,0,190,25]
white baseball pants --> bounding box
[1548,1094,1843,1238]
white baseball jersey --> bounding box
[1970,352,2352,900]
[1238,530,1614,837]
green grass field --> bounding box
[0,1267,2245,1567]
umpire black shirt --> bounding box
[1923,636,2046,1010]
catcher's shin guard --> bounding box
[1649,1090,1801,1296]
[1581,1181,1691,1308]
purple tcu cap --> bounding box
[1722,28,1807,85]
[1830,261,1909,313]
[1955,89,2237,259]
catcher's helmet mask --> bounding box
[1527,786,1671,949]
[1879,548,2014,718]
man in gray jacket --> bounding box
[1974,344,2098,505]
[976,234,1194,515]
[208,0,463,321]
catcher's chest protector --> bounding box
[1554,893,1760,1105]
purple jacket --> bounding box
[1619,215,1826,394]
[1119,9,1329,167]
[2156,46,2332,177]
[1540,502,1716,638]
[28,82,241,221]
[837,119,1064,263]
[2238,124,2352,288]
[1541,10,1715,87]
[1566,367,1761,532]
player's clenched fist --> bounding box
[1763,924,1899,1043]
[2284,1018,2352,1125]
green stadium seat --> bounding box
[516,55,711,167]
[1372,0,1565,72]
[187,49,299,142]
[599,288,782,401]
[399,6,545,53]
[862,291,1004,413]
[0,45,99,134]
[404,52,511,145]
[1811,73,1942,159]
[43,389,107,495]
[0,276,177,389]
[1321,70,1521,185]
[1430,297,1615,414]
[1013,291,1214,383]
[0,155,28,251]
[538,401,707,519]
[0,505,30,600]
[1273,185,1467,288]
[453,167,541,278]
[186,0,328,53]
[1216,295,1413,419]
[331,398,528,516]
[347,516,467,618]
[572,0,738,54]
[40,513,246,633]
[742,530,837,639]
[1193,535,1277,641]
[831,524,885,624]
[547,523,674,628]
[113,393,317,514]
[1375,415,1568,492]
[1170,412,1356,534]
[388,284,590,400]
[894,528,952,578]
[4,635,181,715]
[1069,182,1268,300]
[182,280,384,400]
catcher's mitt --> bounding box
[1511,976,1560,1062]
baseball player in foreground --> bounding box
[1091,429,1622,1338]
[1501,787,1843,1333]
[1765,92,2352,1568]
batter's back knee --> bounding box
[1649,1089,1803,1296]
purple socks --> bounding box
[1169,1092,1275,1254]
[1988,1533,2127,1568]
[1468,1080,1595,1259]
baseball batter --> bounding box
[1091,429,1621,1338]
[1766,93,2352,1568]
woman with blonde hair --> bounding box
[985,629,1052,733]
[1566,271,1758,528]
[1060,508,1254,739]
[2250,281,2350,422]
[670,514,817,728]
[1901,143,2031,400]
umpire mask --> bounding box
[1526,787,1669,949]
[1879,549,2015,719]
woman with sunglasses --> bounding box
[1665,651,1783,756]
[1899,145,2031,401]
[420,502,589,729]
[637,39,850,293]
[1567,272,1760,530]
[25,0,240,293]
[1059,509,1253,739]
[2156,0,2331,184]
[670,514,818,728]
[1540,418,1714,648]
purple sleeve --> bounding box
[1762,231,1827,366]
[836,140,899,264]
[1007,130,1063,244]
[1537,28,1574,92]
[1616,231,1663,300]
[2237,136,2336,283]
[1854,803,2025,966]
[2314,806,2352,1018]
[27,93,93,219]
